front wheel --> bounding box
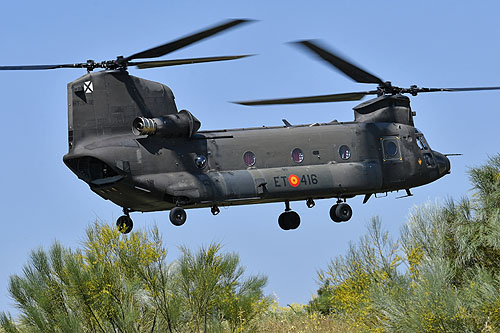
[278,211,300,230]
[335,203,352,222]
[329,204,341,223]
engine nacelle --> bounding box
[132,110,201,138]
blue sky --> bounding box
[1,0,499,313]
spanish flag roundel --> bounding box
[288,174,300,187]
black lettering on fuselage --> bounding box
[273,176,281,187]
[272,174,320,187]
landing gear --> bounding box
[278,211,300,230]
[306,198,315,208]
[211,205,220,216]
[278,201,301,230]
[116,208,133,234]
[329,201,352,223]
[170,206,187,226]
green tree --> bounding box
[310,155,500,332]
[310,217,401,330]
[177,243,271,332]
[1,223,270,332]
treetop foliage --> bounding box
[3,155,500,332]
[310,155,500,332]
[1,223,271,332]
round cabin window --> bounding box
[194,155,207,169]
[243,151,256,167]
[339,145,351,160]
[291,148,304,163]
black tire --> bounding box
[278,212,290,230]
[329,204,342,223]
[278,211,301,230]
[335,203,352,222]
[170,207,187,226]
[116,215,133,234]
[288,211,301,230]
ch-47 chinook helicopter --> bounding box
[3,20,500,233]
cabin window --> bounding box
[291,148,304,163]
[384,141,398,157]
[194,155,207,169]
[381,137,401,161]
[243,151,256,167]
[339,145,351,160]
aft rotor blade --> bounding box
[124,19,253,62]
[0,63,87,70]
[132,54,253,69]
[414,86,500,93]
[234,91,376,106]
[292,40,385,85]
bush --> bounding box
[0,223,271,332]
[310,155,500,332]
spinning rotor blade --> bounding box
[235,85,500,106]
[235,39,500,107]
[411,86,500,93]
[292,40,385,85]
[124,19,253,62]
[132,54,253,69]
[234,91,374,106]
[0,63,88,70]
[0,19,253,72]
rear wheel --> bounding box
[116,215,133,234]
[169,207,187,226]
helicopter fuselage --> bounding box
[63,70,450,217]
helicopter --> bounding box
[2,20,500,233]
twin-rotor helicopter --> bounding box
[3,19,499,233]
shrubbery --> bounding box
[0,224,270,332]
[309,155,500,332]
[3,155,500,332]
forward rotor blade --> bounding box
[132,54,253,69]
[124,19,253,62]
[0,63,87,70]
[234,91,376,106]
[414,86,500,93]
[292,40,385,85]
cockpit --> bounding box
[415,128,436,168]
[415,128,430,150]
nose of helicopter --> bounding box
[432,151,451,177]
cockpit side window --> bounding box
[415,129,430,151]
[416,136,428,150]
[415,130,436,168]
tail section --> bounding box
[66,70,178,151]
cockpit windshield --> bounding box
[415,128,430,150]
